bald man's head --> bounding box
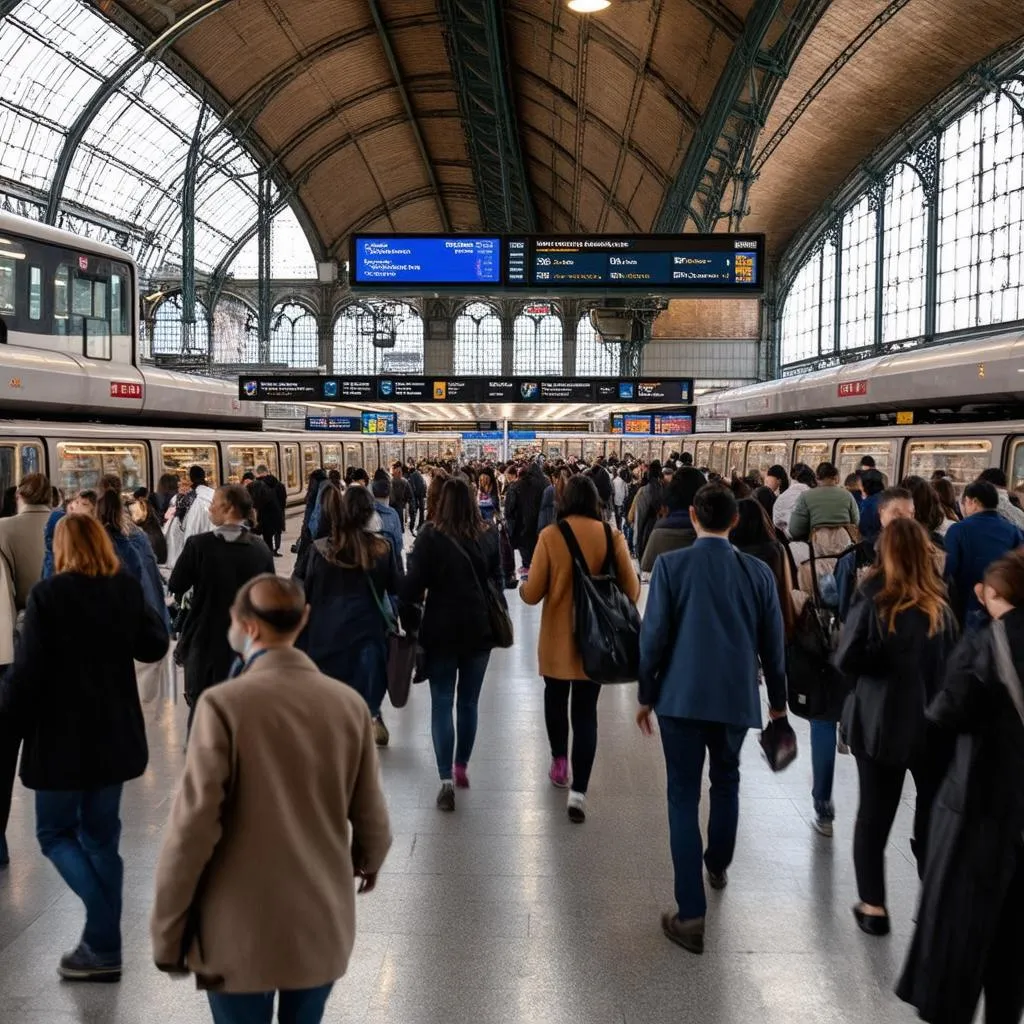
[228,574,309,654]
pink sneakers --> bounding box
[549,757,569,789]
[454,763,470,789]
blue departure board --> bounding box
[351,235,501,286]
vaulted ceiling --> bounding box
[91,0,1024,263]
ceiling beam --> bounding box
[654,0,788,232]
[685,0,744,41]
[46,0,237,226]
[438,0,536,232]
[367,0,451,231]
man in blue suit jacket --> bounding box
[637,484,788,955]
[944,479,1024,630]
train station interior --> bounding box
[2,0,1024,1022]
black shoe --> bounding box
[0,834,8,867]
[661,912,705,954]
[58,943,122,983]
[290,542,299,554]
[436,782,455,812]
[707,868,728,890]
[273,551,283,558]
[853,905,890,936]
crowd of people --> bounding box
[0,447,1022,1024]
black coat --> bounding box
[897,613,1024,1024]
[0,571,168,790]
[390,475,412,511]
[408,470,427,500]
[507,465,547,548]
[401,523,505,655]
[168,529,275,696]
[835,577,958,766]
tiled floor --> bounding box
[0,559,932,1023]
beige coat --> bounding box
[0,505,49,609]
[520,515,640,680]
[151,647,392,992]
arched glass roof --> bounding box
[0,0,314,277]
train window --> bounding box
[344,443,363,470]
[1011,442,1024,491]
[53,265,69,330]
[0,252,18,316]
[710,441,728,475]
[794,440,830,469]
[72,277,93,317]
[695,440,712,468]
[19,443,41,479]
[321,443,341,473]
[727,440,746,475]
[906,440,993,488]
[226,445,278,482]
[282,444,300,492]
[583,439,603,462]
[0,448,14,495]
[110,269,129,335]
[747,441,789,476]
[28,266,42,321]
[836,441,895,483]
[56,442,146,494]
[302,443,319,482]
[160,444,218,486]
[85,317,112,360]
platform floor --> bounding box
[0,569,932,1024]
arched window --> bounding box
[333,302,423,375]
[513,305,562,375]
[211,295,258,363]
[453,301,502,375]
[838,195,876,351]
[269,301,318,368]
[937,88,1024,332]
[575,313,619,376]
[151,293,210,355]
[780,236,837,367]
[882,163,928,343]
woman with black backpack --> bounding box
[520,475,639,823]
[402,477,508,813]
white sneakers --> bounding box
[567,791,586,824]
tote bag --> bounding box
[557,521,641,684]
[366,575,418,709]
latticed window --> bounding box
[780,249,823,366]
[575,313,619,376]
[453,302,502,375]
[269,302,318,368]
[513,306,562,375]
[226,207,317,280]
[839,195,877,351]
[211,296,259,363]
[882,163,928,343]
[333,302,423,375]
[151,294,210,355]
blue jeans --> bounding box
[35,785,124,957]
[810,718,837,819]
[426,650,491,780]
[320,640,388,718]
[208,984,334,1024]
[658,717,747,921]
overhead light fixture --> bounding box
[567,0,611,12]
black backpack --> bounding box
[557,521,641,684]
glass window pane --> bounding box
[882,163,928,343]
[159,444,218,486]
[270,302,318,369]
[19,443,41,480]
[56,442,146,493]
[226,445,277,482]
[780,248,822,367]
[794,441,831,468]
[905,439,992,488]
[29,266,42,320]
[333,302,422,375]
[839,196,877,350]
[513,307,562,375]
[453,301,502,375]
[836,441,895,482]
[746,441,790,476]
[0,255,16,316]
[282,444,300,491]
[151,293,210,356]
[575,313,619,376]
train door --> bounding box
[343,442,363,472]
[281,444,301,495]
[694,439,713,469]
[582,437,604,463]
[726,440,746,476]
[905,437,995,493]
[793,439,832,472]
[709,441,728,476]
[159,443,218,486]
[302,443,320,483]
[0,438,45,496]
[225,443,278,483]
[321,443,342,476]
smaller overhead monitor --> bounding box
[351,234,502,287]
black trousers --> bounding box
[543,678,601,794]
[0,715,19,838]
[982,847,1024,1023]
[853,746,947,907]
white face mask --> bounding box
[227,622,253,657]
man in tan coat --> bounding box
[151,575,391,1023]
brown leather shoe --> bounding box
[661,912,705,954]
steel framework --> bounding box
[438,0,536,233]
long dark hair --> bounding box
[434,477,485,543]
[304,468,327,507]
[932,477,962,522]
[96,489,129,537]
[321,485,388,570]
[557,475,602,521]
[766,465,789,493]
[899,475,944,533]
[730,497,777,547]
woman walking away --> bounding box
[835,517,957,936]
[520,475,640,823]
[932,476,962,536]
[402,477,505,811]
[0,515,168,980]
[295,486,403,747]
[897,549,1024,1024]
[477,469,499,524]
[634,461,666,571]
[730,499,797,638]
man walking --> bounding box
[390,463,412,534]
[151,575,391,1022]
[168,485,275,731]
[637,483,787,955]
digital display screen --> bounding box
[515,235,762,290]
[347,234,763,293]
[351,235,501,286]
[653,413,694,435]
[241,376,694,406]
[361,411,398,435]
[624,415,653,434]
[306,415,360,431]
[611,414,624,435]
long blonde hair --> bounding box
[866,517,949,636]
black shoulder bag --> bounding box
[447,533,514,649]
[557,521,641,684]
